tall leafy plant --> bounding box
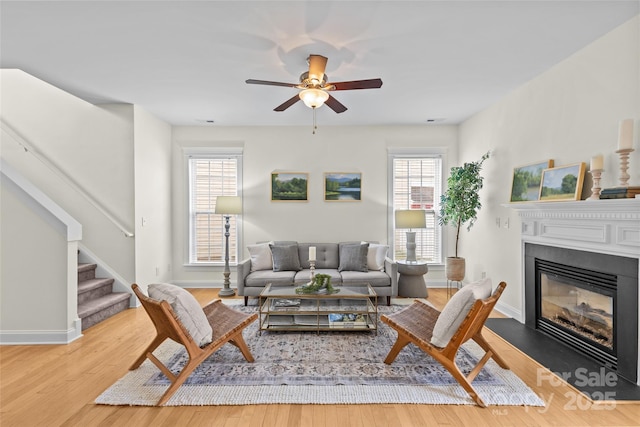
[439,152,490,258]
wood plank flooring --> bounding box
[1,288,638,427]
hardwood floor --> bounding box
[1,288,638,427]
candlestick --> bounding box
[309,260,316,279]
[618,119,634,151]
[308,246,316,261]
[587,169,603,201]
[616,148,634,187]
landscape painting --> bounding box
[271,172,308,202]
[509,160,554,202]
[539,163,586,201]
[324,173,362,201]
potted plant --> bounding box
[438,152,490,281]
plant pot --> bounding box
[446,257,466,281]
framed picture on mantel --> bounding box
[509,160,554,202]
[539,162,586,201]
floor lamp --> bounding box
[395,209,426,262]
[215,196,242,297]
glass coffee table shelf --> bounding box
[258,283,378,333]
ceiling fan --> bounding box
[246,54,383,114]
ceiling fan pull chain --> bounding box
[312,107,317,134]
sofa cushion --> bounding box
[297,243,339,269]
[338,242,369,272]
[270,243,302,272]
[248,242,273,272]
[430,278,492,348]
[245,270,297,287]
[366,243,388,271]
[340,270,391,287]
[148,283,213,347]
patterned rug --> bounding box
[96,305,544,406]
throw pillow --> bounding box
[338,242,369,272]
[248,242,273,272]
[366,243,388,271]
[430,278,492,348]
[147,283,213,347]
[269,243,302,271]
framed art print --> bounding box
[509,160,554,202]
[539,163,586,201]
[271,172,308,202]
[324,173,362,201]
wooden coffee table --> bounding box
[258,283,378,333]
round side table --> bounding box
[397,260,429,298]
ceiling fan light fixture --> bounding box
[299,88,329,109]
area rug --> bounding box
[96,305,544,407]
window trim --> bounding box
[387,147,446,265]
[184,147,243,267]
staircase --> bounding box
[77,263,130,330]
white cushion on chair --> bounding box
[148,283,213,347]
[430,278,492,348]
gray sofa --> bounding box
[237,241,398,305]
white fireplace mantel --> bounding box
[504,199,640,259]
[506,198,640,385]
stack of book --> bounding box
[599,186,640,199]
[328,313,368,328]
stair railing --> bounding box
[1,119,134,237]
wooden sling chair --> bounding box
[381,281,508,407]
[130,284,258,406]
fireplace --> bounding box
[537,255,616,367]
[510,199,640,385]
[525,243,637,382]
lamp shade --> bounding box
[395,210,426,229]
[215,196,242,215]
[299,88,329,108]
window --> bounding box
[187,150,242,264]
[388,150,443,264]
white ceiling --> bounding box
[1,1,638,127]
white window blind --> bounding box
[391,155,443,264]
[188,155,241,264]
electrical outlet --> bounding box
[495,217,501,228]
[504,218,510,229]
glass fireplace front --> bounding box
[539,272,614,351]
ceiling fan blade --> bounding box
[308,55,328,82]
[274,95,301,112]
[246,79,297,88]
[328,78,383,91]
[324,94,347,114]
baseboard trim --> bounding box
[0,319,83,345]
[494,300,522,321]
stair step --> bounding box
[78,263,97,282]
[78,278,115,305]
[78,292,130,330]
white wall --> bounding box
[1,179,68,332]
[171,125,458,286]
[458,16,640,318]
[133,106,173,292]
[0,70,136,283]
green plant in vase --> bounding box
[295,274,339,294]
[438,151,490,281]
